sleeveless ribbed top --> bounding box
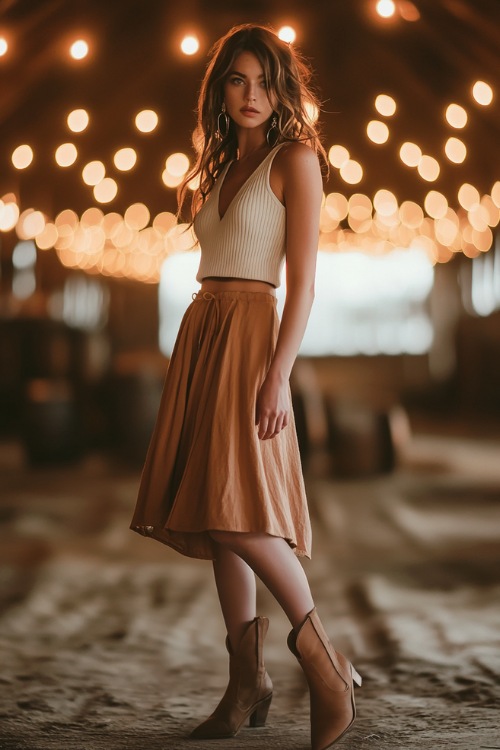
[194,142,287,288]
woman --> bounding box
[130,23,361,750]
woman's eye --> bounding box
[230,77,244,85]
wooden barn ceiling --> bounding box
[0,0,499,217]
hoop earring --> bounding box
[217,102,230,140]
[266,115,278,146]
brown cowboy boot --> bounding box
[288,608,362,750]
[190,616,273,739]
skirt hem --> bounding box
[130,523,311,561]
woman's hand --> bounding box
[255,374,290,440]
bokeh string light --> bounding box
[3,171,498,284]
[180,35,200,55]
[1,21,498,286]
[69,39,89,60]
[278,26,296,43]
[376,0,396,19]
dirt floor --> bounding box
[1,424,499,750]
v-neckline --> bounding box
[217,146,278,222]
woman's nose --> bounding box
[245,84,257,101]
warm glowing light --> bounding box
[458,183,480,211]
[374,189,397,216]
[399,1,420,21]
[82,160,105,186]
[348,193,372,221]
[304,100,319,124]
[491,181,500,209]
[444,137,466,164]
[0,200,20,231]
[55,208,79,229]
[153,212,177,233]
[102,212,121,238]
[471,227,493,252]
[12,144,34,169]
[445,103,467,128]
[55,143,78,167]
[375,94,396,116]
[399,201,424,228]
[15,210,35,240]
[70,39,89,59]
[108,219,132,247]
[367,120,389,144]
[417,155,440,182]
[81,207,104,227]
[180,35,199,55]
[325,193,348,221]
[36,223,58,250]
[468,204,489,232]
[480,195,500,227]
[188,174,200,191]
[328,145,350,168]
[165,152,190,177]
[278,26,296,43]
[124,203,150,230]
[435,216,459,248]
[472,80,493,106]
[424,191,448,219]
[0,37,8,56]
[161,170,183,188]
[340,160,363,184]
[376,0,396,18]
[93,178,118,203]
[22,210,46,238]
[399,142,421,167]
[135,109,159,133]
[114,147,137,171]
[67,109,89,132]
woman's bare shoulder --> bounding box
[276,140,321,169]
[273,141,322,196]
[273,141,321,188]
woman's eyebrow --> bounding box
[228,70,265,78]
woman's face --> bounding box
[223,51,275,133]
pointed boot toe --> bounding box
[288,608,362,749]
[190,616,273,739]
[190,716,234,739]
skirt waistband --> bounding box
[191,289,276,302]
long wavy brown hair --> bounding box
[177,23,329,225]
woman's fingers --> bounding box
[257,411,287,440]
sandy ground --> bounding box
[1,427,499,750]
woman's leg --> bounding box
[207,532,360,749]
[191,542,271,739]
[209,531,315,630]
[212,544,257,651]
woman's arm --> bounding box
[255,142,323,440]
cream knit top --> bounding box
[194,142,287,288]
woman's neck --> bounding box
[236,142,270,161]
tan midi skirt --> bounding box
[130,289,312,560]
